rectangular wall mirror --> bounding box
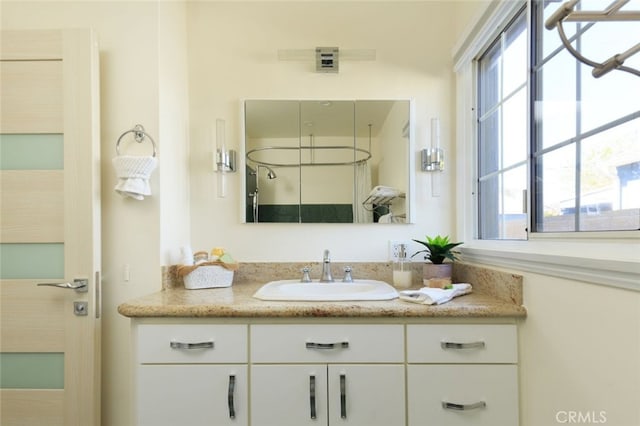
[244,100,411,224]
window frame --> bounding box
[476,5,529,241]
[452,0,640,291]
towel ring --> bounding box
[116,124,157,157]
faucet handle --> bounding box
[301,267,312,283]
[342,266,353,283]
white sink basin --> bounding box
[253,279,399,301]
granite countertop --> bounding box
[117,280,527,319]
[118,262,527,319]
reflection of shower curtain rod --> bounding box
[246,146,372,168]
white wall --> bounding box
[186,1,460,261]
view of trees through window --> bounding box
[533,0,640,233]
[477,0,639,239]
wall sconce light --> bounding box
[421,147,444,172]
[214,119,236,198]
[421,118,444,172]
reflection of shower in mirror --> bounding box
[250,165,277,179]
[244,99,411,224]
[264,166,277,180]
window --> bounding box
[477,7,529,240]
[532,0,640,233]
[476,1,640,240]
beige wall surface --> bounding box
[516,269,639,426]
[2,1,638,426]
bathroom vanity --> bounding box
[119,263,525,426]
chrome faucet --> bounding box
[320,249,334,282]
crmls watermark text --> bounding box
[556,411,607,424]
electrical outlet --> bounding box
[388,240,412,261]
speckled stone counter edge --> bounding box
[162,261,522,305]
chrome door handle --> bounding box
[37,278,88,293]
[306,341,349,350]
[309,375,317,419]
[228,375,236,419]
[340,373,347,419]
[441,341,485,350]
[169,341,214,350]
[442,401,486,411]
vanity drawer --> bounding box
[137,324,248,364]
[407,324,517,364]
[407,364,518,426]
[250,324,404,363]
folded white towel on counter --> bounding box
[399,283,472,305]
[112,155,157,200]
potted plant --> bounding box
[412,235,463,288]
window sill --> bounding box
[459,239,640,291]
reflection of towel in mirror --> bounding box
[378,213,393,223]
[112,155,157,200]
[378,213,404,223]
[368,185,401,198]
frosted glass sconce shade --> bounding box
[215,119,236,173]
[214,118,236,198]
[421,118,444,172]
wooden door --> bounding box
[0,29,101,426]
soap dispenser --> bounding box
[393,244,412,289]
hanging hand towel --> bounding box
[399,283,472,305]
[112,155,157,200]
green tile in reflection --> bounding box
[0,134,63,170]
[0,353,64,389]
[0,243,64,279]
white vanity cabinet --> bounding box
[250,324,406,426]
[132,321,519,426]
[406,324,519,426]
[135,324,248,426]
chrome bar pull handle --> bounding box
[309,375,317,419]
[442,401,486,411]
[306,341,349,350]
[441,341,485,350]
[169,341,214,350]
[37,278,88,293]
[340,374,347,419]
[228,375,236,419]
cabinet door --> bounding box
[251,365,327,426]
[328,365,405,426]
[138,364,247,426]
[407,365,518,426]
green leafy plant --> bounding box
[411,235,463,264]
